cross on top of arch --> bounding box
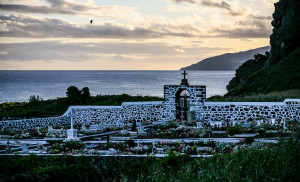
[182,70,188,79]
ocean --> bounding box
[0,70,235,103]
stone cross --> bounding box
[68,109,76,130]
[182,70,188,79]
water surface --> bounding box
[0,70,235,103]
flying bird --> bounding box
[90,20,93,24]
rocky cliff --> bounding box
[225,0,300,96]
[266,0,300,67]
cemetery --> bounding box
[0,71,299,181]
[0,71,299,158]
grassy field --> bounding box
[207,89,300,102]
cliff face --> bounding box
[225,0,300,96]
[266,0,300,67]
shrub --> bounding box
[0,128,14,136]
[162,121,178,130]
[50,141,85,153]
[52,125,61,129]
[62,141,85,152]
[227,125,244,136]
[243,137,255,145]
[125,139,136,148]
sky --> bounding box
[0,0,278,70]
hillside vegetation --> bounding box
[208,89,300,102]
[224,0,300,98]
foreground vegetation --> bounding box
[0,137,299,182]
[0,86,163,120]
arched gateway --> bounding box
[164,70,206,121]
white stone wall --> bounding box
[200,99,300,121]
[71,101,173,125]
[0,101,174,129]
[0,116,70,129]
[0,97,299,129]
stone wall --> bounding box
[0,97,299,129]
[201,99,300,121]
[0,101,174,129]
[0,116,70,130]
[72,101,173,125]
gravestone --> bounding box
[187,111,195,122]
[67,129,78,140]
[21,144,29,153]
[196,122,204,129]
[283,117,287,130]
[131,120,137,131]
[138,126,145,135]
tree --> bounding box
[81,87,91,102]
[29,95,42,103]
[66,86,81,98]
[66,86,81,104]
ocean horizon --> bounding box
[0,70,235,103]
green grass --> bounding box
[207,89,300,102]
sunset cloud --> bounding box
[0,0,136,18]
[0,0,277,70]
[0,14,271,39]
[169,0,245,16]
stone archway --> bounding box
[175,89,190,120]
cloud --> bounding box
[0,0,136,18]
[0,14,192,38]
[168,0,244,16]
[1,14,204,39]
[250,15,272,20]
[0,41,173,62]
[0,40,230,64]
[0,13,272,39]
[214,20,272,38]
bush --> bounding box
[162,121,178,130]
[227,125,244,136]
[62,141,85,152]
[50,141,85,153]
[125,139,136,148]
[244,137,255,145]
[52,125,61,129]
[0,128,14,136]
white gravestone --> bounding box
[196,122,204,129]
[138,126,144,133]
[283,117,287,130]
[67,109,78,140]
[21,144,29,153]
